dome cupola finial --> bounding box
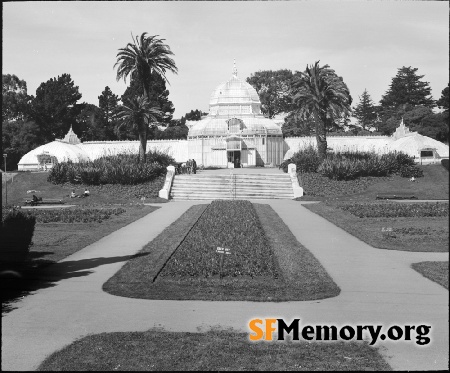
[232,59,237,77]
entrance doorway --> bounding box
[227,151,241,168]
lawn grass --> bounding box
[37,329,391,371]
[411,261,449,289]
[1,171,168,208]
[1,205,160,315]
[298,163,449,202]
[103,202,340,302]
[303,202,448,252]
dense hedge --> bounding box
[159,200,278,279]
[339,202,448,218]
[22,208,126,223]
[48,151,174,185]
[281,147,422,180]
[1,208,36,266]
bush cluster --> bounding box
[339,202,448,218]
[280,145,321,173]
[281,147,422,181]
[1,208,36,266]
[22,208,126,223]
[48,151,174,185]
[399,165,424,178]
[159,200,278,279]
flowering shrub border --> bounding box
[339,202,448,218]
[22,207,126,223]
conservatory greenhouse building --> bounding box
[17,63,449,171]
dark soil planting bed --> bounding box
[104,200,340,301]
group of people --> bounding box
[71,188,90,198]
[176,159,197,174]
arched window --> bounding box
[226,118,244,133]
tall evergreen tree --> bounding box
[380,66,435,112]
[353,89,377,131]
[98,86,120,139]
[436,83,449,112]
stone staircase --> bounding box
[170,173,294,200]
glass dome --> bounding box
[208,65,262,116]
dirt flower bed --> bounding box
[339,202,448,218]
[159,200,277,279]
[104,201,340,302]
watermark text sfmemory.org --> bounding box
[248,319,431,346]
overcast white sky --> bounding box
[3,1,449,118]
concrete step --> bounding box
[170,173,294,200]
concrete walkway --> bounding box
[2,200,448,371]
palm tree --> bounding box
[292,61,352,159]
[115,96,163,161]
[114,32,178,161]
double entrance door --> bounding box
[227,150,241,168]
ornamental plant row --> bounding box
[22,207,126,223]
[48,150,175,185]
[280,146,421,181]
[159,200,278,279]
[339,202,449,218]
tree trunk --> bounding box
[138,125,147,162]
[315,118,327,160]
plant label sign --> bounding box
[216,247,231,255]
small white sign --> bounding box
[216,247,231,255]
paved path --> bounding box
[2,200,448,371]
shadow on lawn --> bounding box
[1,252,148,316]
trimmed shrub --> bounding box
[1,208,36,267]
[280,145,321,173]
[282,147,417,181]
[399,165,424,178]
[48,150,174,185]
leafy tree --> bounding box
[2,120,40,170]
[182,109,207,123]
[75,103,105,141]
[2,74,29,122]
[353,89,377,131]
[291,61,352,159]
[282,114,314,137]
[246,69,294,118]
[115,96,163,160]
[436,84,449,112]
[114,32,178,161]
[28,73,82,142]
[419,112,448,143]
